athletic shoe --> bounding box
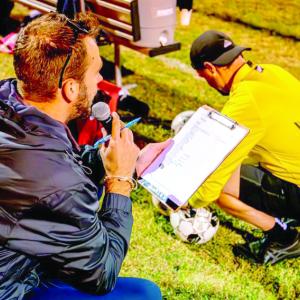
[233,232,300,265]
[280,217,300,227]
[263,232,300,264]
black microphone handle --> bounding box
[101,115,113,134]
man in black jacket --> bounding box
[0,12,162,300]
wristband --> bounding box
[104,175,138,190]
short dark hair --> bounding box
[14,12,100,102]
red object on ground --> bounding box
[76,80,121,145]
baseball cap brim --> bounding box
[212,46,251,66]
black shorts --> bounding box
[240,165,300,220]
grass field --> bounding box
[197,0,300,40]
[1,1,300,299]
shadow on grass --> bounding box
[124,74,205,118]
[219,220,261,242]
[205,12,300,42]
[101,57,134,81]
[121,114,172,130]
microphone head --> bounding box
[92,102,111,121]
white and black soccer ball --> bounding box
[170,208,219,244]
[171,110,195,135]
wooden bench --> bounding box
[14,0,181,86]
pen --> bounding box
[93,117,141,148]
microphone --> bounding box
[92,102,112,134]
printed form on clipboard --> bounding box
[138,105,249,210]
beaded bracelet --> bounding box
[104,176,138,190]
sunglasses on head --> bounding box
[58,16,110,89]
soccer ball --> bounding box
[170,208,219,244]
[171,110,195,135]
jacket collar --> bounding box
[0,79,79,152]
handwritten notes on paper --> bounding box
[139,106,249,209]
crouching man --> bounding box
[188,30,300,264]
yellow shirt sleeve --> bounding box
[189,83,266,207]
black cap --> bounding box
[190,30,251,69]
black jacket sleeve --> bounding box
[6,183,133,295]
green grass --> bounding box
[1,2,300,299]
[195,0,300,40]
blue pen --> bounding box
[93,117,141,148]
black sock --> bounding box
[265,218,298,245]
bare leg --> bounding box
[217,193,275,231]
[219,165,275,230]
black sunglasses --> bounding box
[58,17,110,88]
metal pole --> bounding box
[79,0,86,13]
[114,43,122,87]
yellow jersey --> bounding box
[189,63,300,207]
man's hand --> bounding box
[136,139,173,177]
[100,113,140,196]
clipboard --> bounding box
[138,105,249,210]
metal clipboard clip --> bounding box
[208,110,237,130]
